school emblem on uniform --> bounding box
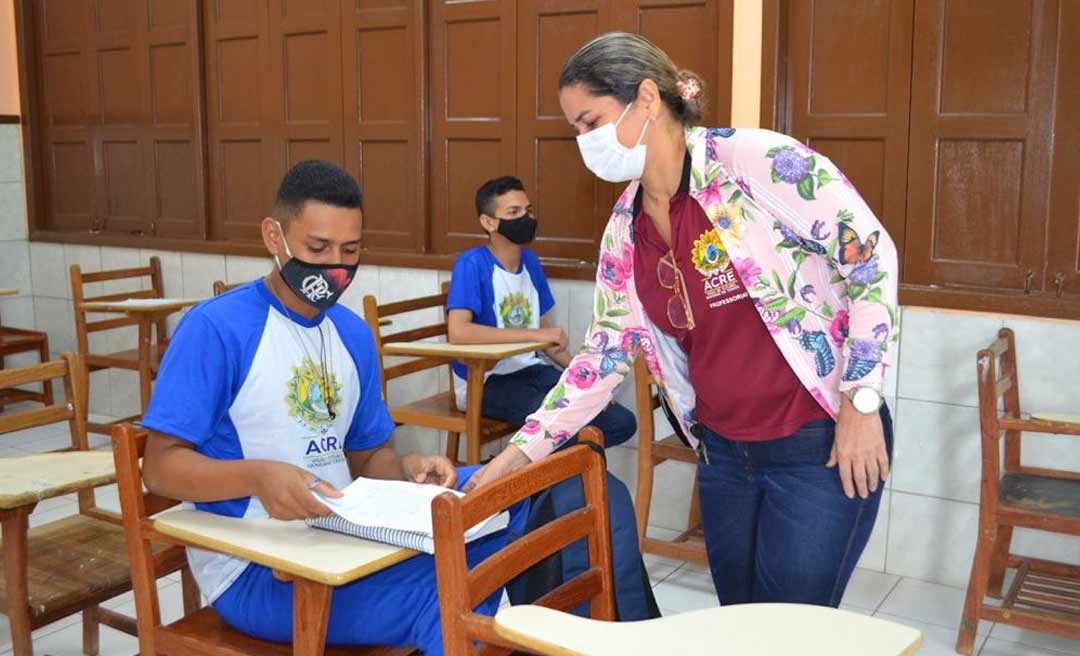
[284,357,341,430]
[498,291,533,328]
[691,228,730,276]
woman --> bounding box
[466,32,898,607]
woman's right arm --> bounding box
[464,220,651,490]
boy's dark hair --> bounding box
[272,160,362,224]
[475,176,525,218]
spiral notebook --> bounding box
[306,477,509,554]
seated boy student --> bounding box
[446,176,636,448]
[139,160,529,655]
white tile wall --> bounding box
[0,124,23,183]
[887,491,979,589]
[898,308,1004,407]
[0,239,31,292]
[891,398,982,503]
[0,180,27,241]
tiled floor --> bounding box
[3,421,1078,656]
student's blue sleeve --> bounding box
[525,251,556,316]
[342,324,395,453]
[446,255,483,316]
[142,311,235,446]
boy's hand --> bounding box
[253,461,342,520]
[402,454,458,488]
[537,326,568,352]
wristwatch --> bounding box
[845,387,884,415]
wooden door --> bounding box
[205,0,344,243]
[613,0,733,128]
[33,0,97,233]
[903,0,1059,293]
[141,0,206,239]
[1045,0,1080,299]
[30,0,204,239]
[784,0,913,256]
[516,0,615,263]
[429,0,518,255]
[341,0,426,253]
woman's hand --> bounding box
[462,445,531,493]
[827,395,889,499]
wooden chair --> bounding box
[0,313,53,409]
[0,354,193,656]
[212,280,243,296]
[112,422,412,656]
[71,257,169,434]
[631,357,708,566]
[956,327,1080,654]
[432,427,615,656]
[363,282,518,464]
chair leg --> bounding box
[2,506,34,656]
[82,606,100,656]
[180,566,201,613]
[633,446,656,546]
[986,524,1014,598]
[37,339,54,406]
[292,578,332,656]
[445,431,461,464]
[957,521,997,655]
[688,473,702,531]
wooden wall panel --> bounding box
[142,0,206,239]
[517,0,613,262]
[36,1,95,232]
[903,0,1058,292]
[614,0,733,128]
[32,0,203,238]
[430,0,517,254]
[342,0,425,252]
[1045,0,1080,299]
[206,0,347,243]
[785,0,913,256]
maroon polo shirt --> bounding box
[631,158,828,441]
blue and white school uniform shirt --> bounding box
[446,246,555,408]
[141,279,394,603]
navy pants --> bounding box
[481,364,637,449]
[695,405,893,607]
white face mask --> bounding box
[575,103,650,183]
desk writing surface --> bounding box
[382,341,551,361]
[0,288,17,297]
[492,604,922,656]
[81,298,203,314]
[1030,412,1080,426]
[0,451,116,509]
[153,509,416,586]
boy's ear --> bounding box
[479,213,499,234]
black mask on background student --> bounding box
[496,214,538,245]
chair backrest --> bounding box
[111,422,185,654]
[212,280,243,296]
[0,353,106,515]
[432,427,615,656]
[976,327,1022,499]
[363,281,453,401]
[70,256,166,355]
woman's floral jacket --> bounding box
[511,126,900,461]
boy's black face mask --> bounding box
[495,214,538,245]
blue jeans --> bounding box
[695,405,893,606]
[481,364,637,448]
